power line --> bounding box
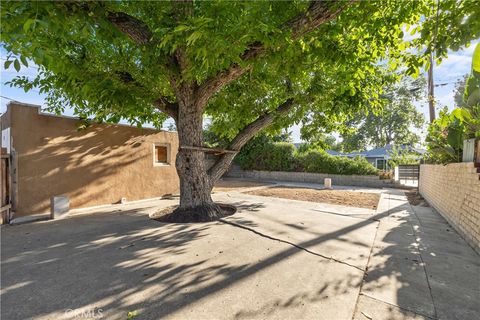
[1,95,21,101]
[0,93,43,102]
[406,79,464,93]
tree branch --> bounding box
[196,0,355,110]
[287,0,355,39]
[171,0,195,73]
[153,97,179,120]
[107,11,153,45]
[61,2,153,45]
[195,64,247,109]
[208,99,295,183]
[172,0,194,18]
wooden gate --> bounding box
[1,148,11,224]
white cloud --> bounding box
[437,90,455,108]
[437,54,470,72]
[434,40,479,81]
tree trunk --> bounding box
[172,88,224,222]
[165,89,295,222]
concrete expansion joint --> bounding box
[358,293,438,320]
[218,218,365,272]
[404,196,439,320]
[351,218,382,320]
[311,208,376,221]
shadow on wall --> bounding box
[15,115,179,216]
[1,197,478,319]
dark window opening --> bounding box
[155,145,168,164]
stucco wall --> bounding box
[225,165,395,188]
[419,163,480,254]
[4,103,179,217]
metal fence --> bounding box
[397,165,420,180]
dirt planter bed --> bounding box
[246,186,380,209]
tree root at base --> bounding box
[151,203,236,223]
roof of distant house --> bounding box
[326,144,426,159]
[325,150,343,156]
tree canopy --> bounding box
[2,0,479,220]
[453,75,469,108]
[425,42,480,163]
[2,1,477,132]
[337,76,426,152]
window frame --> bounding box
[375,158,387,170]
[153,143,171,166]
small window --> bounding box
[154,144,169,165]
[376,159,387,170]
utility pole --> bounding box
[428,0,440,124]
[428,53,435,123]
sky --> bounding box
[290,41,478,143]
[1,40,478,143]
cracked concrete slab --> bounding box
[216,192,379,270]
[2,192,372,320]
[356,192,436,318]
[356,189,480,320]
[1,185,479,320]
[410,206,480,320]
[353,294,434,320]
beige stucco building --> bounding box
[0,102,179,221]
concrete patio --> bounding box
[1,186,479,319]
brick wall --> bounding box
[225,164,395,188]
[419,163,480,254]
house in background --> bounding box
[324,149,343,156]
[327,144,426,170]
[0,102,179,223]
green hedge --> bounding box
[236,140,297,172]
[297,150,378,175]
[236,139,378,175]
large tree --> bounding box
[453,75,469,108]
[2,0,478,221]
[338,77,427,151]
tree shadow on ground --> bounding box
[1,193,478,319]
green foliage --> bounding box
[297,151,378,175]
[412,0,480,63]
[425,108,464,163]
[425,106,479,163]
[453,75,469,108]
[235,136,297,172]
[295,143,316,154]
[387,146,421,168]
[425,44,480,164]
[236,137,377,175]
[296,132,338,152]
[127,311,139,320]
[338,76,426,152]
[203,126,229,149]
[2,1,477,135]
[1,0,478,153]
[203,126,291,149]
